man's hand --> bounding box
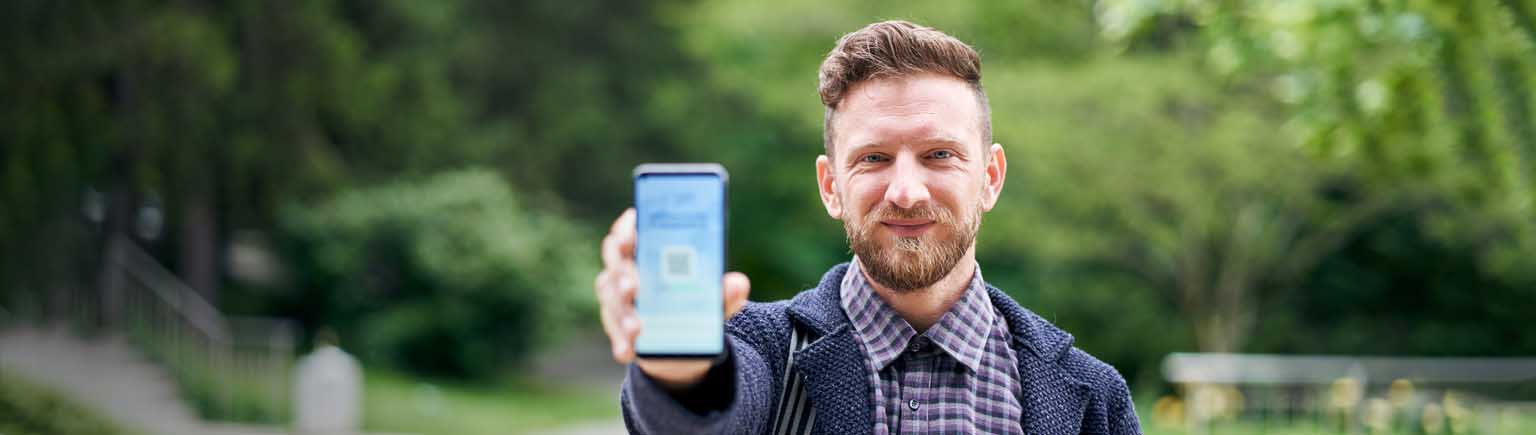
[595,208,751,391]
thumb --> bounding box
[723,271,750,319]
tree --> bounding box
[278,169,595,378]
[0,0,494,308]
[1098,0,1536,352]
[979,54,1408,354]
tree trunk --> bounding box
[97,63,142,328]
[1191,311,1243,354]
[179,192,220,305]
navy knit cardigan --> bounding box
[620,263,1142,434]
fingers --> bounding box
[601,208,636,268]
[597,208,641,364]
[595,269,625,362]
[599,209,751,367]
[723,271,750,319]
[610,207,637,236]
[598,263,641,363]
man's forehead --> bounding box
[839,73,975,113]
[831,74,981,154]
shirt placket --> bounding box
[899,337,935,434]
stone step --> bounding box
[0,326,284,435]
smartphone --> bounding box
[633,163,728,358]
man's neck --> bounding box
[857,246,978,332]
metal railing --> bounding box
[100,235,297,423]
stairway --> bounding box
[0,325,286,435]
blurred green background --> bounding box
[3,0,1536,434]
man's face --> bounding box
[816,72,1006,291]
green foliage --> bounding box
[7,0,1536,390]
[1263,207,1536,356]
[278,169,596,379]
[0,372,125,435]
[430,0,724,218]
[0,0,500,308]
[128,335,289,423]
[363,370,618,435]
[1103,0,1536,243]
[981,54,1310,359]
[1099,0,1536,356]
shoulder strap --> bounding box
[770,324,816,435]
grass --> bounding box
[1137,407,1536,435]
[362,369,621,435]
[1134,394,1536,435]
[0,370,128,435]
[172,353,291,424]
[143,343,621,434]
[128,323,620,434]
[1141,417,1536,435]
[132,333,291,424]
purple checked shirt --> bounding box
[840,259,1026,434]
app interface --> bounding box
[635,174,724,354]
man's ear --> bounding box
[816,155,842,219]
[981,143,1007,212]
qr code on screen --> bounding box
[661,245,696,284]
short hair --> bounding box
[817,20,991,158]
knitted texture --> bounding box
[620,263,1142,435]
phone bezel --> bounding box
[632,163,729,359]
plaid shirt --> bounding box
[840,259,1025,434]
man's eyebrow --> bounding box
[845,136,968,156]
[920,135,968,148]
[843,141,883,157]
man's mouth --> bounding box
[880,219,935,237]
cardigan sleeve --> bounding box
[620,335,776,434]
[1067,347,1143,435]
[1104,369,1142,435]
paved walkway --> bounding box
[531,328,628,435]
[0,325,286,435]
[1,325,630,435]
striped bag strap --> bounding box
[770,325,816,435]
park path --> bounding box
[531,328,628,435]
[1,324,630,435]
[0,325,286,435]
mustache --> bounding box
[866,203,955,225]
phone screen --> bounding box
[634,172,725,356]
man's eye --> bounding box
[929,150,953,159]
[860,154,888,163]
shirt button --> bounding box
[907,399,920,411]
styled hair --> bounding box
[817,20,991,157]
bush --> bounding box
[278,169,596,380]
[0,372,124,435]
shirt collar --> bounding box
[839,257,995,373]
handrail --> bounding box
[227,315,297,347]
[112,235,231,342]
[100,234,296,423]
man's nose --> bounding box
[883,155,931,209]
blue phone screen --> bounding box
[634,173,725,355]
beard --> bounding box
[845,198,981,292]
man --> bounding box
[594,20,1140,434]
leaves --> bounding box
[278,169,596,379]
